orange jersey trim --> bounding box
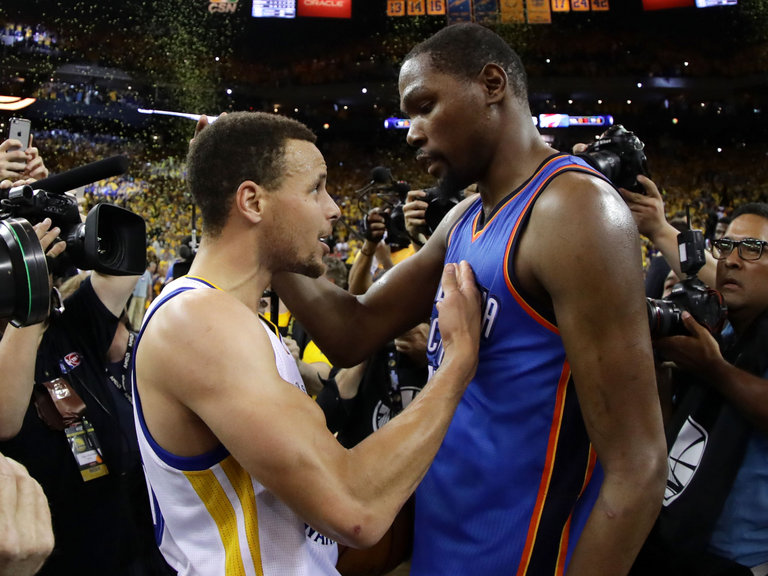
[502,159,605,334]
[516,361,572,576]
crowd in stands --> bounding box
[32,80,143,108]
[27,123,768,279]
[0,22,59,55]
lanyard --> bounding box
[106,331,136,405]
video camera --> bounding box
[0,155,147,327]
[646,208,727,338]
[356,166,461,249]
[577,124,649,193]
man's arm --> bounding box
[619,175,717,287]
[91,272,140,317]
[137,261,480,548]
[347,208,386,296]
[272,196,475,366]
[0,219,65,440]
[521,173,667,576]
[402,189,429,252]
[282,336,331,397]
[0,453,54,576]
[656,312,768,434]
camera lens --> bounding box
[646,298,683,339]
[0,218,51,326]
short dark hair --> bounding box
[403,23,528,102]
[730,202,768,222]
[186,111,317,237]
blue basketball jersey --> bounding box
[414,154,609,575]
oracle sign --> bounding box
[297,0,351,18]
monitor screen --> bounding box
[252,0,296,18]
[695,0,737,6]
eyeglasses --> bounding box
[711,238,768,261]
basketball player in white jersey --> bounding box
[132,111,481,576]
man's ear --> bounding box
[236,180,265,224]
[479,63,507,104]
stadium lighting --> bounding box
[0,96,37,111]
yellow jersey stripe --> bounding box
[185,467,246,576]
[221,456,264,575]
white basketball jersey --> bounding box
[133,276,339,576]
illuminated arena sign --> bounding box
[297,0,351,18]
[209,0,239,13]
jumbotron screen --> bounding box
[252,0,296,18]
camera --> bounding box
[357,167,462,249]
[2,185,146,276]
[646,222,727,338]
[421,186,462,235]
[577,124,649,193]
[356,167,410,249]
[0,217,51,326]
[0,157,147,327]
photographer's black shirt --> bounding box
[335,342,428,449]
[0,276,171,576]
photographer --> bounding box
[0,164,172,574]
[629,201,768,575]
[333,208,429,445]
[0,257,173,575]
[401,189,429,253]
[0,216,64,439]
[0,212,62,576]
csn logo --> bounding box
[209,0,238,13]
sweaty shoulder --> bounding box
[531,170,635,236]
[138,288,272,393]
[516,170,640,301]
[136,286,293,457]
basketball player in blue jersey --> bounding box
[274,23,667,576]
[132,111,482,575]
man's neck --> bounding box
[188,240,270,316]
[730,309,768,339]
[477,138,558,218]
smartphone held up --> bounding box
[8,118,31,151]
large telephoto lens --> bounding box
[0,218,50,326]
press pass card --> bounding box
[65,419,109,481]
